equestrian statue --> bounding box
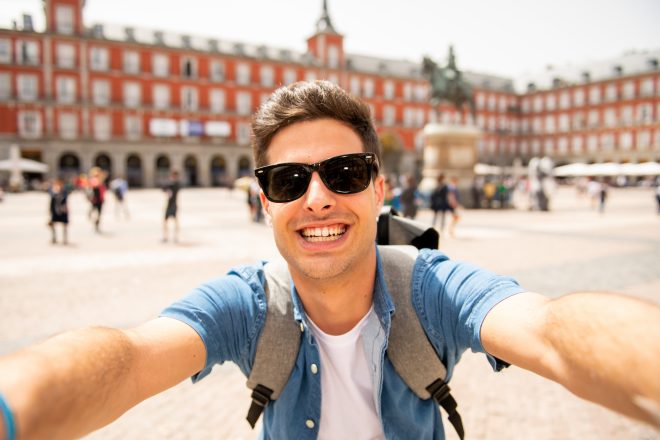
[422,46,476,120]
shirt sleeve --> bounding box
[160,266,265,381]
[414,249,525,374]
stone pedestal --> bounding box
[419,123,481,208]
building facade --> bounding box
[0,0,658,187]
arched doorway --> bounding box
[58,152,81,181]
[210,155,227,187]
[126,154,143,188]
[94,153,112,175]
[155,155,171,187]
[237,156,251,178]
[184,155,198,186]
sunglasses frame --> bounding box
[255,152,378,203]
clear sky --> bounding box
[0,0,658,78]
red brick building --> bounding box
[0,0,658,187]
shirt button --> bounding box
[299,322,305,332]
[306,419,315,429]
[310,363,318,374]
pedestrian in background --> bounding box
[162,170,181,243]
[47,177,69,245]
[599,178,609,214]
[655,184,660,214]
[446,176,462,237]
[430,174,452,232]
[110,175,130,220]
[87,167,106,233]
[399,174,421,219]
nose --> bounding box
[303,172,335,213]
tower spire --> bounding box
[316,0,337,33]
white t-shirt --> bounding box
[308,307,385,440]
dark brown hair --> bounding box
[251,80,381,169]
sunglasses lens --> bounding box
[323,156,371,194]
[263,164,310,202]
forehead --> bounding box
[266,118,364,165]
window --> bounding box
[588,110,599,128]
[260,66,274,87]
[236,63,250,85]
[90,47,109,71]
[283,68,297,85]
[416,109,425,127]
[571,135,583,153]
[153,84,170,109]
[0,73,11,100]
[55,5,74,34]
[572,112,584,130]
[558,137,568,155]
[637,103,652,124]
[124,115,142,140]
[236,91,252,115]
[403,83,412,101]
[488,95,497,111]
[16,40,39,65]
[59,112,77,139]
[640,78,654,97]
[17,74,38,101]
[532,117,542,133]
[600,133,614,151]
[384,81,395,100]
[56,76,76,104]
[545,94,556,111]
[210,60,225,82]
[587,135,598,152]
[152,54,169,77]
[350,77,360,96]
[476,93,485,109]
[92,80,110,105]
[181,86,198,111]
[621,106,633,125]
[304,71,317,82]
[559,113,570,132]
[620,132,633,150]
[236,122,251,144]
[544,115,555,133]
[56,43,75,68]
[328,45,339,69]
[123,81,141,107]
[364,79,375,98]
[383,106,396,125]
[403,108,414,127]
[123,51,140,74]
[559,92,570,109]
[18,111,42,138]
[181,56,197,79]
[605,84,618,102]
[533,96,543,112]
[604,108,617,127]
[573,89,585,107]
[0,39,10,63]
[209,89,226,113]
[589,86,601,104]
[622,81,635,100]
[93,114,111,140]
[637,130,651,149]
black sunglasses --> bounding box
[255,153,378,203]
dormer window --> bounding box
[55,6,74,35]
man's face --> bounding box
[260,118,384,282]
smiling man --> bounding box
[0,81,659,440]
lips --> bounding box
[299,224,347,242]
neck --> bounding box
[292,254,377,336]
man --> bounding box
[162,170,181,243]
[0,81,659,439]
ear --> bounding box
[259,191,272,225]
[373,174,385,212]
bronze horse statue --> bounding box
[422,47,476,119]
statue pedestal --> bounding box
[419,123,481,208]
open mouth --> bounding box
[299,224,347,242]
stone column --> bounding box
[419,123,481,208]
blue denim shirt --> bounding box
[161,247,524,439]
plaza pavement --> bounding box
[0,185,659,439]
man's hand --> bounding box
[481,291,660,429]
[0,317,205,440]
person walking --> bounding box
[599,178,609,213]
[87,167,106,233]
[162,170,181,243]
[1,81,659,440]
[399,175,421,219]
[109,175,130,220]
[47,177,69,245]
[430,174,453,234]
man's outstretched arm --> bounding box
[481,291,660,429]
[0,317,205,440]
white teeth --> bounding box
[301,225,346,242]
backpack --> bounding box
[245,211,465,439]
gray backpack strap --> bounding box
[380,245,465,440]
[245,259,301,428]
